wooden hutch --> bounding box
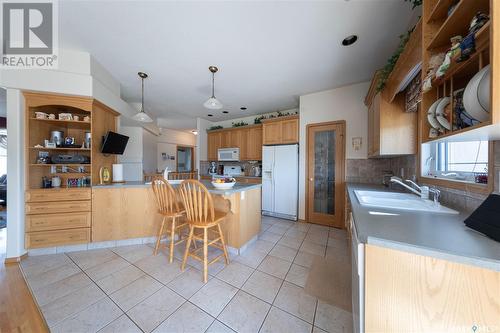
[24,92,118,249]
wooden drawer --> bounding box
[26,212,91,232]
[26,188,91,202]
[26,228,90,249]
[26,200,91,215]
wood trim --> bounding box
[23,91,93,111]
[3,253,28,264]
[364,70,383,107]
[206,123,262,133]
[92,99,120,117]
[418,141,495,195]
[305,120,346,228]
[384,19,422,103]
[260,114,299,124]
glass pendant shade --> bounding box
[132,110,153,123]
[203,97,223,110]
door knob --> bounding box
[309,178,313,181]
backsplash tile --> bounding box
[346,155,416,185]
[199,160,261,176]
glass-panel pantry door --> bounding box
[307,122,345,227]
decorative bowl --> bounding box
[211,180,236,189]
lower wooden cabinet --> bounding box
[25,189,92,249]
[365,244,499,331]
[26,212,91,232]
[26,200,92,215]
[25,228,90,249]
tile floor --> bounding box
[20,216,352,333]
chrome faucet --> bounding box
[429,187,441,206]
[390,176,429,199]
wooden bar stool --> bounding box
[151,178,187,262]
[178,180,230,282]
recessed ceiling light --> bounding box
[240,107,247,110]
[222,111,229,114]
[342,35,358,46]
[207,114,213,117]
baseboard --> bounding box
[4,252,28,264]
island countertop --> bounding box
[347,183,500,271]
[93,180,262,195]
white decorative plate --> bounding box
[427,98,444,130]
[464,65,490,122]
[436,97,451,130]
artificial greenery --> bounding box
[376,28,414,92]
[254,111,298,124]
[375,0,422,92]
[404,0,422,9]
[254,116,265,124]
[208,125,223,131]
[232,121,249,127]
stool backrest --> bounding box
[178,180,215,224]
[151,178,179,214]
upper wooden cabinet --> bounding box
[262,115,299,145]
[207,125,262,161]
[367,92,417,157]
[245,126,263,160]
[207,131,221,160]
[419,0,500,142]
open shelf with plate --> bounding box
[421,0,500,143]
[24,92,119,249]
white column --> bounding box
[6,89,26,258]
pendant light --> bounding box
[132,72,153,123]
[203,66,223,110]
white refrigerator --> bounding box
[262,144,299,221]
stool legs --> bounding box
[153,217,167,256]
[169,216,176,263]
[203,228,208,283]
[217,224,230,265]
[181,225,194,271]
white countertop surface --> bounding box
[347,183,500,271]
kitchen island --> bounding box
[92,181,262,253]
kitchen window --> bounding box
[422,140,489,183]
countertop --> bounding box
[347,183,500,271]
[93,180,261,195]
[200,174,262,179]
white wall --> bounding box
[196,117,213,171]
[298,81,370,220]
[6,89,25,258]
[157,128,196,172]
[118,126,143,181]
[142,129,158,173]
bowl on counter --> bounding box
[211,177,236,189]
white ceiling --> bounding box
[59,1,415,127]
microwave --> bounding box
[218,148,240,161]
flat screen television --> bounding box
[101,131,129,155]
